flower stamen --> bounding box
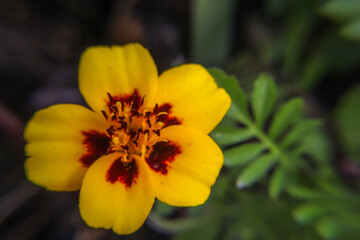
[80,90,183,186]
[103,91,177,165]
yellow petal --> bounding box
[151,64,231,133]
[79,153,155,235]
[24,104,108,191]
[146,125,223,206]
[79,43,158,112]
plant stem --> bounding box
[247,121,290,166]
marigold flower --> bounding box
[24,43,231,234]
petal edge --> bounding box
[148,125,224,206]
[24,104,108,191]
[79,43,158,112]
[152,64,231,134]
[79,153,155,234]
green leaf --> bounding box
[334,84,360,162]
[293,203,327,224]
[211,126,254,146]
[280,119,321,150]
[251,74,277,127]
[299,55,329,89]
[315,211,360,240]
[287,186,321,200]
[315,217,343,240]
[269,98,304,140]
[212,115,238,130]
[283,0,317,74]
[340,18,360,43]
[224,142,267,167]
[268,166,287,200]
[236,154,278,188]
[300,37,360,89]
[299,129,332,163]
[209,68,250,123]
[319,0,360,22]
[226,102,249,123]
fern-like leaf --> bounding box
[210,68,327,200]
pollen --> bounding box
[80,90,182,186]
[103,90,179,165]
[78,89,183,186]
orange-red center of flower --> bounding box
[80,90,181,188]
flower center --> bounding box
[79,90,182,188]
[103,90,168,164]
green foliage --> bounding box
[152,69,360,240]
[236,154,278,188]
[191,0,237,66]
[319,0,360,43]
[298,129,333,163]
[210,69,326,199]
[289,183,360,240]
[152,176,321,240]
[170,1,360,236]
[293,203,328,224]
[280,119,321,149]
[269,98,304,140]
[251,74,277,127]
[210,68,249,121]
[334,84,360,162]
[227,0,360,89]
[340,18,360,43]
[221,189,320,240]
[319,0,360,22]
[212,126,254,147]
[299,37,360,89]
[283,0,321,74]
[224,142,265,167]
[269,166,287,200]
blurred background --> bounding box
[0,0,360,239]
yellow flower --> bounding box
[24,43,231,234]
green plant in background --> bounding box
[319,0,360,42]
[334,84,360,164]
[282,0,360,89]
[148,0,360,239]
[212,0,360,90]
[212,71,360,240]
[1,0,360,239]
[191,0,237,67]
[150,71,360,240]
[290,181,360,240]
[211,70,323,199]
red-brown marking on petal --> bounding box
[107,89,143,113]
[157,103,181,128]
[80,130,110,168]
[106,158,138,188]
[145,141,181,174]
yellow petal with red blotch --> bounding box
[79,43,158,112]
[24,104,108,191]
[79,153,155,235]
[151,64,231,134]
[146,125,223,206]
